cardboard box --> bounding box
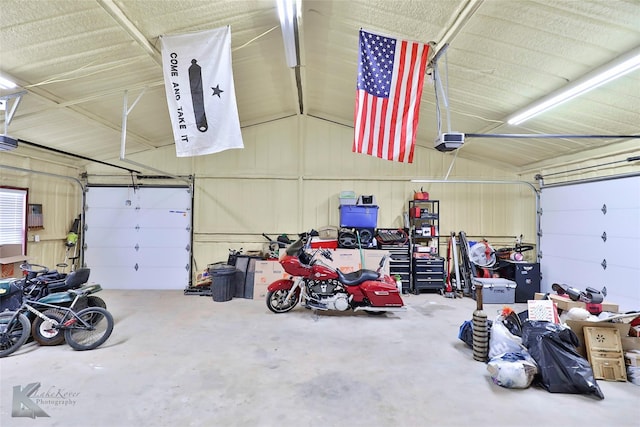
[621,337,640,352]
[625,351,640,367]
[0,244,29,278]
[313,248,389,275]
[546,294,618,313]
[565,320,630,358]
[253,261,288,299]
[327,249,361,273]
[363,250,390,275]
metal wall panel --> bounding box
[185,117,538,266]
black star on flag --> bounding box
[211,85,224,97]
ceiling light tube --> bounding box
[277,0,300,68]
[508,46,640,125]
[0,75,18,90]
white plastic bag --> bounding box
[487,352,538,389]
[489,316,526,359]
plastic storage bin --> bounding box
[471,277,516,304]
[357,195,377,205]
[208,263,236,302]
[339,191,357,205]
[339,205,379,228]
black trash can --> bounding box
[208,263,236,302]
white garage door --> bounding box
[84,186,192,290]
[539,175,640,312]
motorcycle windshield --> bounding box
[285,238,305,256]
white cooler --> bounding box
[471,277,517,304]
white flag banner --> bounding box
[160,26,244,157]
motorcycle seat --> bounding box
[49,268,91,292]
[336,268,380,286]
[42,278,68,292]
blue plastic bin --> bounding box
[339,205,379,228]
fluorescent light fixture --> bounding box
[0,135,18,151]
[277,0,300,68]
[0,75,18,90]
[1,91,26,151]
[508,46,640,125]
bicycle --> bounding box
[0,288,114,358]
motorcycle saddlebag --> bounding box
[0,278,24,312]
[360,281,404,307]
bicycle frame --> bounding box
[13,292,97,333]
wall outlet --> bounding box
[34,235,40,242]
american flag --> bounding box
[353,29,429,163]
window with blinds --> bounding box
[0,187,28,252]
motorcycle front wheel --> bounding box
[266,289,299,313]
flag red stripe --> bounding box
[367,97,377,155]
[398,41,417,162]
[377,99,388,158]
[407,45,429,163]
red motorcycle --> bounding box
[265,232,405,315]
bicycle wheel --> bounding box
[64,307,114,351]
[0,312,30,358]
[71,296,108,323]
[31,309,66,346]
[87,295,107,310]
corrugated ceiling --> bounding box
[1,0,638,172]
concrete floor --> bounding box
[0,289,638,427]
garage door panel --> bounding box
[134,208,190,225]
[85,207,138,225]
[138,187,190,206]
[84,229,140,247]
[603,210,640,238]
[84,247,140,267]
[541,255,637,289]
[88,266,189,290]
[132,228,190,247]
[85,188,137,207]
[89,227,189,246]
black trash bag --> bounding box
[525,324,604,400]
[502,311,523,337]
[458,319,493,349]
[521,320,564,349]
[458,320,474,348]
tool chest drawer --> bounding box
[412,256,445,293]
